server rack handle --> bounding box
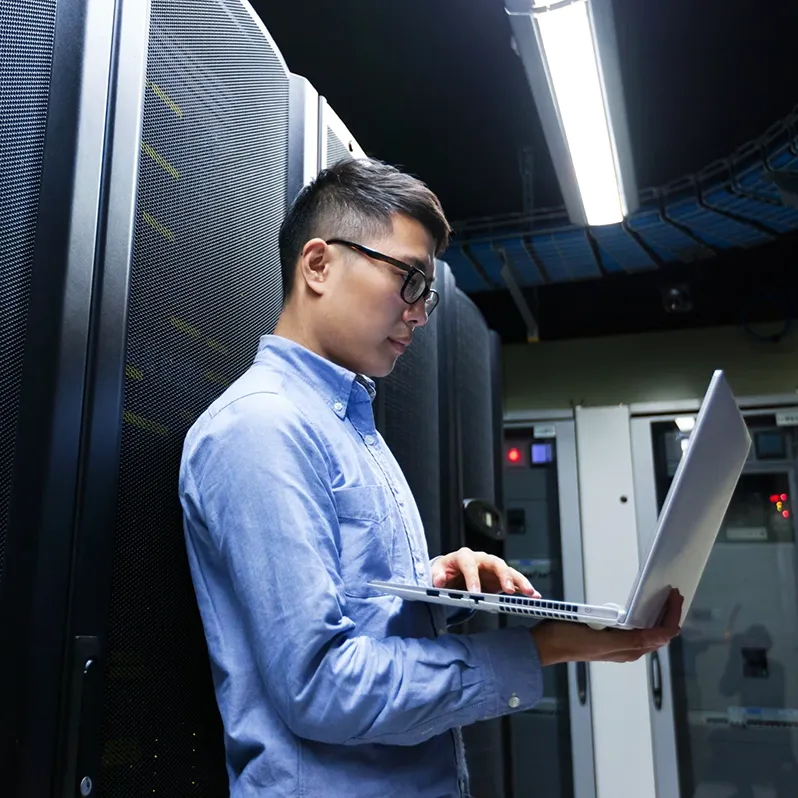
[60,636,101,797]
[650,651,663,711]
[576,661,588,705]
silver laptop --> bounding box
[371,370,752,630]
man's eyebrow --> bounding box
[406,256,434,279]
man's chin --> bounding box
[370,363,396,379]
[366,354,399,380]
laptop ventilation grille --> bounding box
[497,595,581,620]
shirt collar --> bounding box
[254,334,375,419]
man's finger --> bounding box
[487,556,519,594]
[660,588,684,630]
[456,548,481,593]
[478,555,537,597]
[508,567,540,597]
[432,571,447,588]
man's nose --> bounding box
[403,299,429,327]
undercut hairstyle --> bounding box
[278,157,452,300]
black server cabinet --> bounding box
[1,1,292,795]
[1,0,112,792]
[453,287,508,798]
[374,259,453,558]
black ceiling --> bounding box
[252,0,798,341]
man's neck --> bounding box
[272,308,326,362]
[272,308,367,382]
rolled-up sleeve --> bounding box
[182,392,543,748]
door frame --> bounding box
[505,411,597,798]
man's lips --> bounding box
[388,337,411,353]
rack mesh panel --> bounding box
[455,289,495,505]
[433,260,463,555]
[326,125,353,166]
[454,288,506,797]
[98,1,288,794]
[377,312,442,556]
[0,0,57,591]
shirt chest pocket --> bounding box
[335,485,394,599]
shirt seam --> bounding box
[207,381,283,419]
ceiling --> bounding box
[252,0,798,342]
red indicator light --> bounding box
[781,494,788,502]
[770,495,780,503]
[783,510,790,519]
[508,448,521,463]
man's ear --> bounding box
[297,238,331,296]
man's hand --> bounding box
[431,547,540,597]
[531,589,683,666]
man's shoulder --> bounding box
[208,365,286,418]
[180,374,324,491]
[192,366,312,444]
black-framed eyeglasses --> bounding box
[326,239,439,315]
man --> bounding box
[178,157,682,797]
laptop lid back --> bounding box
[624,371,752,629]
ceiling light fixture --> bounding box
[505,0,638,226]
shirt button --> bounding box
[364,434,375,445]
[333,401,343,412]
[508,694,521,709]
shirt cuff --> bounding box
[466,625,544,719]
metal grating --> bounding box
[468,242,504,285]
[454,288,505,796]
[449,109,798,290]
[326,125,353,166]
[434,261,465,555]
[98,1,288,795]
[377,310,442,556]
[440,247,489,293]
[455,289,495,506]
[499,238,545,285]
[0,0,57,591]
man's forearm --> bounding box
[529,623,561,667]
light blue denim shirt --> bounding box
[179,334,543,797]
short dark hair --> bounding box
[278,158,452,300]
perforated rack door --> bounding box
[455,288,496,507]
[377,307,442,556]
[327,125,353,165]
[435,261,464,555]
[97,1,288,795]
[454,287,507,797]
[0,0,57,591]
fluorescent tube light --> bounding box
[535,1,623,224]
[506,0,638,227]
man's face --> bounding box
[314,214,436,378]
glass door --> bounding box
[633,411,798,797]
[503,419,596,798]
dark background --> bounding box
[253,0,798,341]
